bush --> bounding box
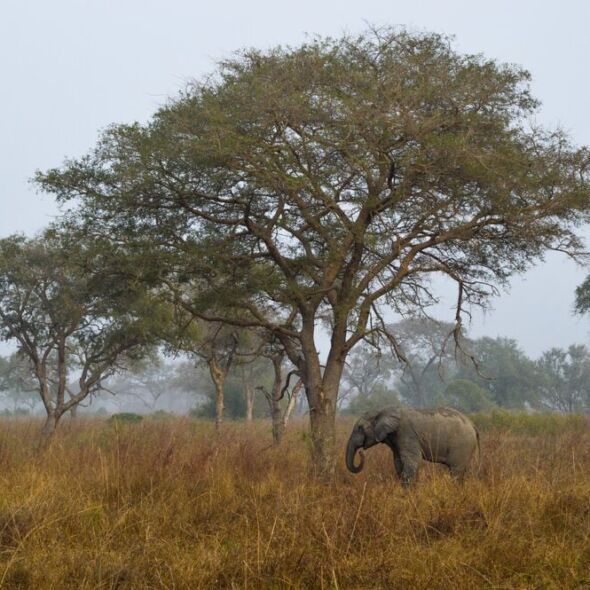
[192,381,247,420]
[107,412,143,424]
[471,409,589,435]
[442,379,496,412]
[342,385,400,416]
[147,410,176,421]
[0,408,30,417]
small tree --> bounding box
[442,379,495,412]
[341,343,396,409]
[0,232,160,439]
[386,318,471,406]
[457,337,540,408]
[0,352,40,413]
[537,345,590,412]
[171,319,239,432]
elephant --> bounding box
[345,406,480,485]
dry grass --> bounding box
[0,417,588,589]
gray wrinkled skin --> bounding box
[345,406,480,485]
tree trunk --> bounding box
[269,354,285,445]
[296,315,347,477]
[271,395,283,445]
[40,412,59,445]
[214,381,224,433]
[208,358,225,434]
[282,379,302,430]
[245,383,254,422]
[308,392,337,478]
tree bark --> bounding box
[270,355,284,445]
[245,383,254,422]
[305,361,343,477]
[271,396,283,445]
[282,379,302,430]
[214,382,224,432]
[308,391,337,478]
[208,358,225,433]
[294,314,347,477]
[40,412,59,445]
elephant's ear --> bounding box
[374,411,401,443]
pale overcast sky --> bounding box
[1,0,589,357]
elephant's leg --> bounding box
[394,454,404,479]
[397,427,422,486]
[385,440,404,479]
[397,448,421,486]
[399,457,419,486]
[447,444,475,482]
[449,464,467,481]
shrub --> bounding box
[107,412,143,424]
[471,409,588,435]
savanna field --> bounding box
[0,415,588,589]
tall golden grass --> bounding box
[0,416,588,589]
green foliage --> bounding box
[536,345,590,412]
[36,27,590,391]
[442,379,496,412]
[456,337,540,408]
[343,384,399,416]
[108,413,143,424]
[191,379,247,420]
[0,230,163,432]
[574,274,590,314]
[470,410,588,435]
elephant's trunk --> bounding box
[345,434,365,473]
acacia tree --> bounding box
[536,345,590,412]
[178,322,239,432]
[456,336,540,408]
[0,232,161,439]
[0,352,40,413]
[386,318,471,406]
[105,351,180,411]
[38,29,590,474]
[341,343,396,409]
[239,363,258,422]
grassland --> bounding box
[0,415,588,589]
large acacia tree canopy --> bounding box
[38,29,590,354]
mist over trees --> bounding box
[1,314,589,429]
[0,232,166,438]
[339,318,590,414]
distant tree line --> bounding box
[1,316,589,418]
[342,318,590,415]
[0,345,307,426]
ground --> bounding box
[0,416,588,589]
